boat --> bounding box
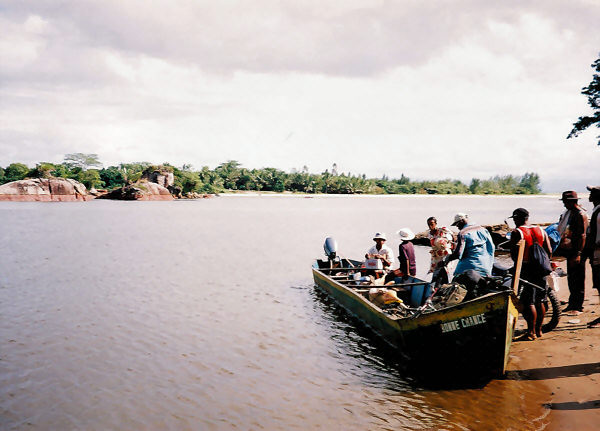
[312,239,519,379]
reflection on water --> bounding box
[0,196,573,430]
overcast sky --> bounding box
[1,0,599,192]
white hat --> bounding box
[396,228,415,241]
[451,213,468,226]
[373,232,387,241]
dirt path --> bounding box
[506,261,600,430]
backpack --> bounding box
[518,226,553,278]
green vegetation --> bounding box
[568,53,600,146]
[0,154,542,195]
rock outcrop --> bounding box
[0,178,91,202]
[96,180,173,201]
[141,167,174,189]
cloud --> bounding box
[3,1,597,79]
[0,1,599,192]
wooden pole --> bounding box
[511,239,525,295]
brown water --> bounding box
[0,195,579,430]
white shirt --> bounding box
[366,244,395,267]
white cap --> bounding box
[396,228,415,241]
[451,213,468,226]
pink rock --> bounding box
[0,178,92,202]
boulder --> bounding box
[97,180,173,201]
[141,167,174,188]
[0,178,91,202]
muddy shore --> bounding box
[506,260,600,430]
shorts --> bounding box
[519,275,547,306]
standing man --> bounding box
[584,186,600,328]
[442,213,495,278]
[557,191,589,315]
[396,228,417,278]
[508,208,553,340]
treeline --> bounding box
[0,154,542,195]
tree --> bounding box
[518,172,541,194]
[99,167,126,189]
[3,163,29,183]
[28,163,56,178]
[119,162,150,184]
[567,54,600,146]
[77,169,102,189]
[215,160,242,190]
[174,171,202,194]
[63,153,103,170]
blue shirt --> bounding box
[453,224,495,277]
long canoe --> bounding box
[312,259,519,379]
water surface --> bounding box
[1,195,580,430]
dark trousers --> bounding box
[567,259,586,310]
[592,264,600,294]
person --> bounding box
[442,213,495,278]
[365,232,394,270]
[557,191,589,315]
[396,228,416,278]
[426,216,455,282]
[584,185,600,328]
[508,207,553,340]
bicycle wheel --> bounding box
[542,288,561,333]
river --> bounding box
[0,195,587,430]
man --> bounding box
[557,191,589,314]
[442,213,495,278]
[396,227,416,278]
[365,232,394,270]
[508,207,553,340]
[584,186,600,328]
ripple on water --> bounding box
[1,197,564,429]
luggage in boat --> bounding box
[432,283,468,308]
[369,288,402,307]
[364,259,383,270]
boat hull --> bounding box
[312,265,518,378]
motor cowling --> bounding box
[323,237,338,261]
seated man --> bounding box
[365,232,394,277]
[441,213,495,278]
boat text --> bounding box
[441,313,487,333]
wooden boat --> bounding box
[312,258,519,379]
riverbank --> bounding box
[217,190,564,198]
[506,261,600,429]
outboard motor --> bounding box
[323,237,338,261]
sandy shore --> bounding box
[506,260,600,430]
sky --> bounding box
[0,0,599,192]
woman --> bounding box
[426,216,455,276]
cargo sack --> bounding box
[432,283,467,308]
[369,288,402,307]
[528,242,552,279]
[544,223,561,252]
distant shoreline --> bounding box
[217,191,563,198]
